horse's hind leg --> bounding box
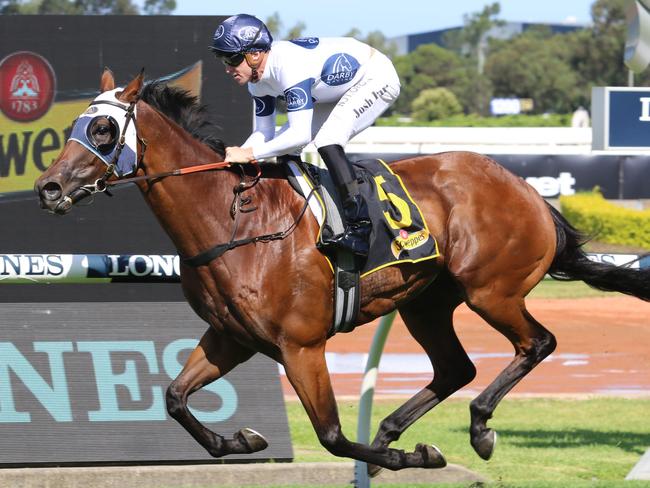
[465,294,556,460]
[282,342,447,471]
[368,272,476,475]
[165,326,266,457]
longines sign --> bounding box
[0,302,292,465]
[0,254,181,283]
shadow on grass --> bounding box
[483,428,650,455]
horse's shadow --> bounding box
[479,428,650,455]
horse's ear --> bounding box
[100,68,115,92]
[118,69,144,103]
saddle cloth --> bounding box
[286,158,440,277]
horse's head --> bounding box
[35,69,144,214]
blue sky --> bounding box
[169,1,596,37]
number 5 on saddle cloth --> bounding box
[285,158,440,335]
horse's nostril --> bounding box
[41,181,63,201]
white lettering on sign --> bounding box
[525,172,576,197]
[640,97,650,122]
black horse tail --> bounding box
[546,203,650,301]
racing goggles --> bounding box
[214,50,246,67]
[68,88,139,177]
[86,116,119,154]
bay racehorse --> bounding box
[35,70,650,472]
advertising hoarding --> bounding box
[592,86,650,151]
[0,302,292,465]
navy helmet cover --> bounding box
[211,14,273,54]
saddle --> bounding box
[285,157,440,335]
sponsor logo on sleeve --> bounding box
[255,97,266,115]
[254,95,275,116]
[284,79,313,112]
[320,53,360,87]
[285,87,309,111]
[289,37,320,49]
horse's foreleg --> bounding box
[466,296,556,460]
[165,326,265,458]
[368,274,473,475]
[282,344,444,471]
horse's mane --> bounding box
[140,81,226,157]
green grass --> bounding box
[285,397,650,487]
[528,279,612,299]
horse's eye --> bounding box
[87,116,118,154]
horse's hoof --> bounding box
[471,428,497,460]
[367,463,383,478]
[236,427,268,453]
[415,443,447,468]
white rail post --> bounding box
[353,310,397,488]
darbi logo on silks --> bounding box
[284,78,314,112]
[321,53,360,86]
[289,37,320,49]
[214,24,225,40]
[238,26,259,41]
[254,97,266,116]
[253,95,275,117]
[285,88,308,110]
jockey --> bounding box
[211,14,401,258]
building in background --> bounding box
[390,21,585,55]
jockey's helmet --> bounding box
[211,14,273,64]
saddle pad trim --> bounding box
[359,159,440,278]
[288,161,336,275]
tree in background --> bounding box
[392,43,477,114]
[561,0,633,108]
[0,0,176,14]
[483,0,646,113]
[74,0,138,14]
[264,12,282,37]
[411,87,462,121]
[344,28,398,59]
[485,26,579,113]
[143,0,174,15]
[265,11,305,40]
[440,2,503,114]
[0,0,20,12]
[445,2,504,74]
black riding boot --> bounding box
[317,144,372,258]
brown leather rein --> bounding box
[106,160,237,188]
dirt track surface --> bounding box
[281,296,650,398]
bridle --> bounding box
[62,94,245,207]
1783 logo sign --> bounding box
[0,51,56,122]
